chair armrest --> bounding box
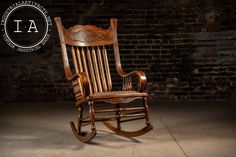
[69,72,90,97]
[121,70,147,92]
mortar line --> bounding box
[158,115,188,157]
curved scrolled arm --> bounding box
[69,72,90,97]
[120,70,147,92]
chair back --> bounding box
[55,18,120,94]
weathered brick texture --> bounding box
[0,0,236,101]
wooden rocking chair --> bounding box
[54,17,153,142]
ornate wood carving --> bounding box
[64,25,113,46]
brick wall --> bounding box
[0,0,236,102]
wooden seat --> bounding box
[89,91,148,99]
[54,17,153,142]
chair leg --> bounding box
[143,97,152,126]
[70,101,97,143]
[103,97,153,137]
[77,105,83,133]
[116,104,121,130]
[88,101,96,131]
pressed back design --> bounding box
[64,25,113,46]
[71,46,112,94]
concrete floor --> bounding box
[0,100,236,157]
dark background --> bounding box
[0,0,235,102]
